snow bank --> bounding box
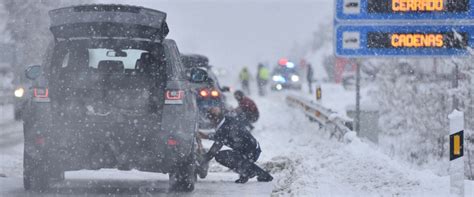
[251,92,467,196]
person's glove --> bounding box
[197,131,209,139]
[202,152,212,163]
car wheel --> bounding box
[23,150,50,191]
[23,126,64,193]
[23,151,64,192]
[168,157,196,192]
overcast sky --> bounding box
[110,0,333,73]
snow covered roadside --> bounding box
[0,105,23,178]
[251,92,473,196]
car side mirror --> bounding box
[221,86,230,92]
[25,65,42,80]
[189,67,208,83]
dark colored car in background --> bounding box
[22,4,207,192]
[13,80,30,120]
[13,85,26,120]
[181,54,229,129]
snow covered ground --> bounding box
[1,91,473,196]
[253,90,473,196]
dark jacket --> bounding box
[307,65,314,82]
[236,97,259,123]
[206,116,260,160]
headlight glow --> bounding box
[286,62,295,68]
[14,88,25,98]
[276,84,283,90]
[272,75,286,82]
[291,75,300,82]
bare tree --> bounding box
[2,0,92,78]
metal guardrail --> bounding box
[286,95,353,141]
[287,94,474,179]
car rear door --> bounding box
[160,40,198,157]
[49,4,169,41]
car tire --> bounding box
[168,157,196,192]
[23,151,65,192]
[23,150,49,191]
[23,127,64,192]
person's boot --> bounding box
[235,176,250,184]
[254,165,273,182]
[257,172,273,182]
[234,164,257,184]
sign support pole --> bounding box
[448,110,465,197]
[355,59,361,134]
[452,61,459,110]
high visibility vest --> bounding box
[240,70,250,81]
[258,67,270,80]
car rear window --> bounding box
[88,49,145,70]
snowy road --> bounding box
[1,89,473,196]
[0,104,273,196]
[0,171,272,197]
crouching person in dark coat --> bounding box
[198,107,273,183]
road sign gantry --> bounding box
[337,0,474,21]
[335,0,474,57]
[335,24,474,57]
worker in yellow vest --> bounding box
[257,63,270,96]
[239,67,251,95]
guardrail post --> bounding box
[448,110,464,197]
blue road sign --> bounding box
[335,24,474,57]
[336,0,474,21]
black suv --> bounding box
[181,54,229,129]
[22,4,206,192]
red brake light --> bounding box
[210,90,219,97]
[166,90,184,100]
[167,138,177,146]
[279,58,288,66]
[34,88,49,98]
[199,89,209,97]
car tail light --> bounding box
[166,90,184,100]
[167,138,177,146]
[34,88,49,98]
[210,90,220,97]
[199,89,209,97]
[165,90,185,105]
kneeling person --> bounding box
[198,107,273,183]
